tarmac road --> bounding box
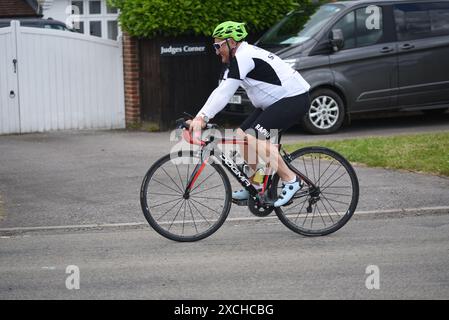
[0,212,448,300]
[0,112,448,301]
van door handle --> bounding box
[400,43,415,50]
[380,46,394,53]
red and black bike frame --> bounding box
[178,121,317,200]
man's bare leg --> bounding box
[236,128,296,182]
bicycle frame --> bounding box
[180,129,318,201]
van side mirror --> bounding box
[330,29,344,51]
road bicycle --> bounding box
[140,115,359,242]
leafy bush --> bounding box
[108,0,316,38]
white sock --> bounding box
[283,176,297,184]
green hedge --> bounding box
[108,0,316,38]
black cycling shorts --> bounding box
[239,92,310,140]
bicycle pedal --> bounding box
[232,199,248,206]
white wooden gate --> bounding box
[0,21,125,134]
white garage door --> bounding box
[0,21,125,134]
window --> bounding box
[77,21,84,34]
[332,11,356,49]
[356,6,383,47]
[89,21,101,37]
[258,4,344,46]
[89,1,101,14]
[395,2,449,40]
[107,20,118,40]
[71,1,83,15]
[331,6,384,50]
[106,3,118,14]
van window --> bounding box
[333,11,356,49]
[258,4,344,46]
[356,6,384,46]
[395,2,449,41]
[332,6,384,50]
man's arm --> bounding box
[196,78,242,119]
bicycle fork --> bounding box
[183,156,209,199]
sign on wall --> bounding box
[160,44,207,56]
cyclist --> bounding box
[189,21,311,207]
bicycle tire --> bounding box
[140,151,232,242]
[272,146,359,236]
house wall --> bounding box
[41,0,69,23]
[41,0,121,40]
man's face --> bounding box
[214,38,236,64]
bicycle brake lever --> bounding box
[175,118,188,129]
[183,112,195,120]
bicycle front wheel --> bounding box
[140,152,232,242]
[272,146,359,236]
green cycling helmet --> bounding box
[212,21,248,42]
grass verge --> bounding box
[285,132,449,177]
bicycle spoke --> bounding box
[318,155,321,187]
[310,202,317,228]
[148,192,181,197]
[295,196,310,225]
[190,195,225,201]
[152,178,183,195]
[190,198,223,216]
[186,164,190,189]
[175,164,185,190]
[320,185,352,190]
[321,191,353,197]
[168,200,186,231]
[321,194,342,218]
[151,197,182,209]
[190,170,217,193]
[186,201,199,233]
[156,198,184,221]
[319,197,335,224]
[189,199,213,226]
[161,167,184,193]
[320,163,343,188]
[284,196,309,214]
[316,203,327,226]
[182,201,186,234]
[311,155,317,184]
[190,184,223,196]
[320,195,350,206]
[315,159,336,187]
[321,171,349,191]
[302,156,310,180]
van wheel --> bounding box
[302,89,345,134]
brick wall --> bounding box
[122,32,141,125]
[0,0,41,17]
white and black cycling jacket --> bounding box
[197,41,311,119]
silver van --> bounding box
[226,0,449,134]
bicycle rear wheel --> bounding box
[140,151,232,242]
[272,146,359,236]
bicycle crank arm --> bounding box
[232,199,248,206]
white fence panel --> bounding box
[0,21,125,134]
[0,23,20,134]
[16,26,125,132]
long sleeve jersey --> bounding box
[197,41,311,119]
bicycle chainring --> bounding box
[247,195,274,217]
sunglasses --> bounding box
[213,39,228,50]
